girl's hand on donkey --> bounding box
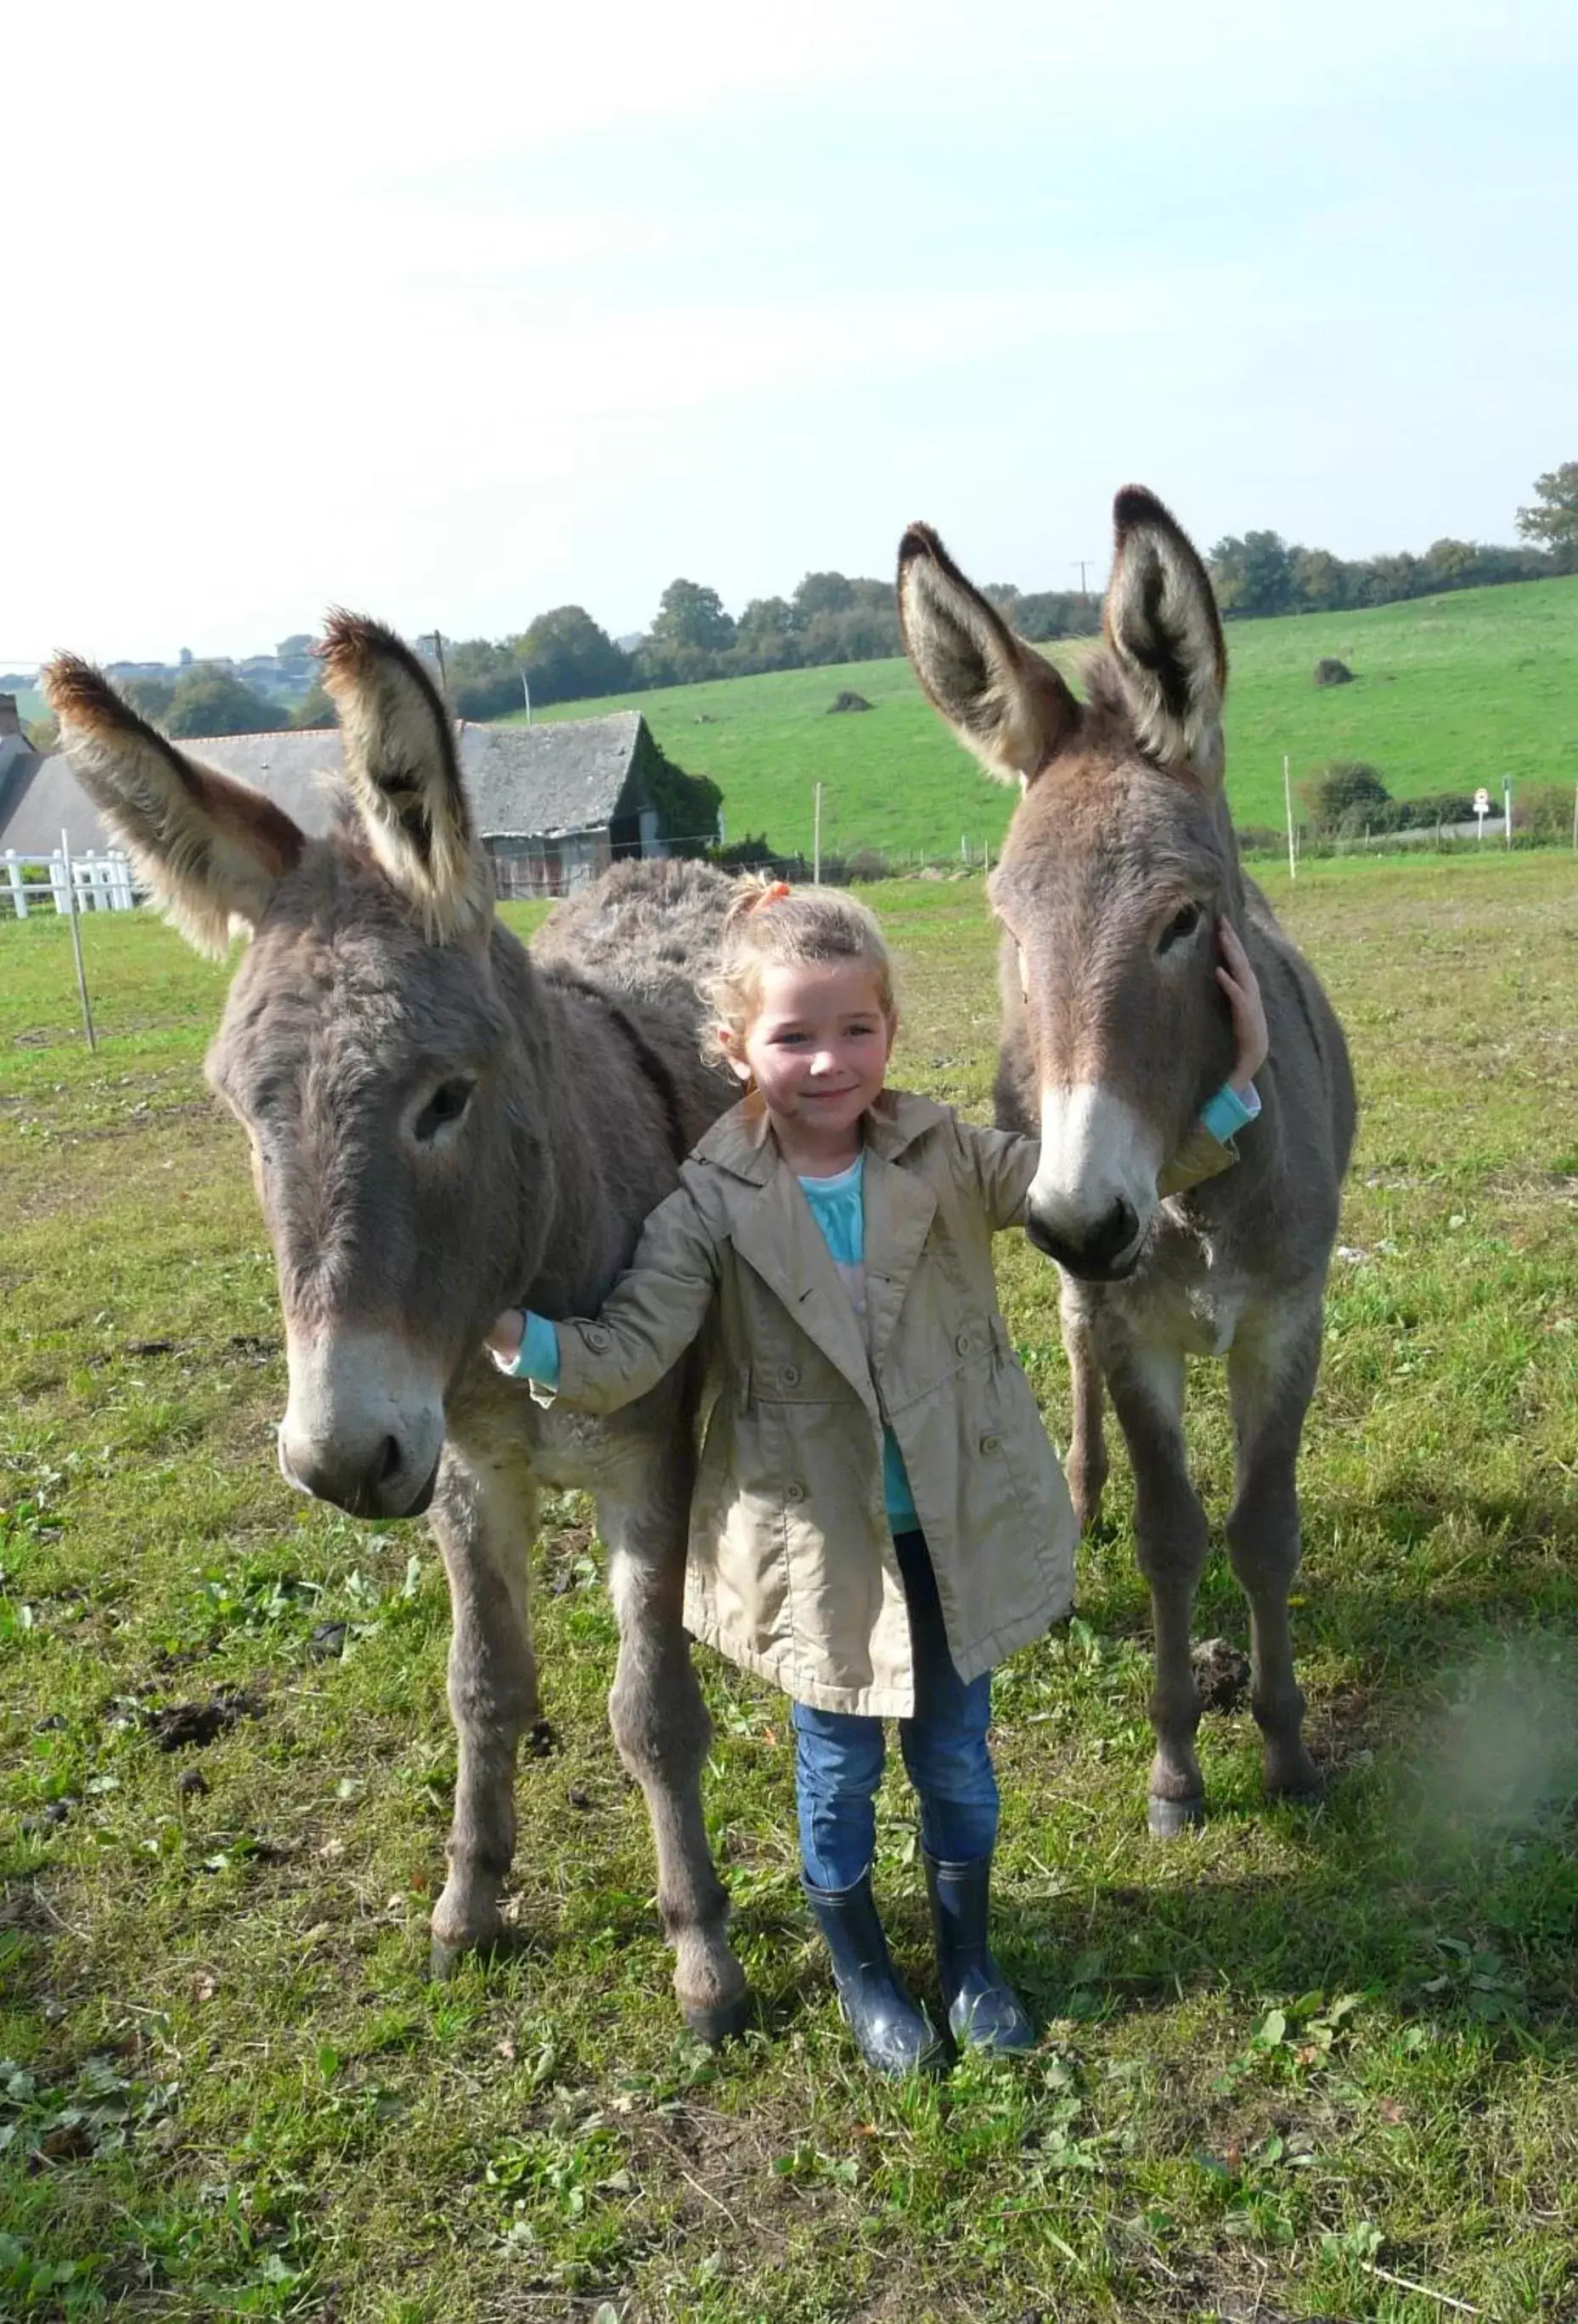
[484,1308,526,1364]
[1216,919,1268,1092]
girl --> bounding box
[487,883,1267,2075]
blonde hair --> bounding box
[707,876,896,1047]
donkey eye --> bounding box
[1158,903,1203,954]
[414,1078,476,1142]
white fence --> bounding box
[3,848,138,920]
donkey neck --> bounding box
[490,925,686,1318]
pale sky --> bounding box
[7,0,1575,664]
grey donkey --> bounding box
[898,487,1356,1835]
[44,617,751,2038]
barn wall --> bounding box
[486,828,612,899]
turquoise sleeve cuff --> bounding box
[1200,1080,1261,1142]
[492,1309,561,1386]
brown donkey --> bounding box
[899,488,1355,1835]
[44,619,750,2037]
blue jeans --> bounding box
[792,1529,999,1892]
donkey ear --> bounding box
[1102,486,1227,781]
[898,523,1079,785]
[42,656,304,959]
[318,612,491,942]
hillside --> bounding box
[514,576,1578,857]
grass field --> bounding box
[508,577,1578,858]
[3,856,1578,2321]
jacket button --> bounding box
[784,1481,806,1504]
[955,1330,976,1356]
[979,1432,1000,1454]
[585,1325,611,1352]
[780,1364,801,1388]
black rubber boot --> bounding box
[924,1850,1035,2054]
[803,1874,946,2077]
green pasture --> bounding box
[511,577,1578,857]
[3,856,1577,2321]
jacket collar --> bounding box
[692,1089,946,1399]
[693,1086,951,1185]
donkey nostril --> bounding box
[1094,1198,1139,1263]
[377,1435,403,1485]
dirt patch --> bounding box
[141,1688,264,1752]
[1305,1684,1377,1775]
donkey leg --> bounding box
[428,1452,543,1972]
[597,1468,750,2045]
[1226,1298,1324,1804]
[1061,1285,1108,1534]
[1105,1339,1211,1837]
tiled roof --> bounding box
[1,713,651,857]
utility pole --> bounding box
[430,631,448,694]
[1071,560,1093,599]
[519,670,532,724]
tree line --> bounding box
[25,463,1576,746]
[438,461,1578,716]
[1210,463,1576,617]
[431,574,1102,723]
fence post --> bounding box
[112,852,134,909]
[60,828,98,1053]
[813,782,822,886]
[48,849,67,914]
[1282,754,1296,882]
[5,850,25,920]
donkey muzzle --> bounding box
[1025,1194,1145,1281]
[278,1327,447,1521]
[1026,1083,1159,1281]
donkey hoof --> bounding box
[682,1989,753,2046]
[429,1925,497,1978]
[429,1936,467,1981]
[1147,1793,1205,1840]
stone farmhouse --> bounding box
[0,707,681,898]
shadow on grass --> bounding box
[1078,1472,1578,1663]
[720,1831,1578,2061]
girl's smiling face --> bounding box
[726,959,894,1168]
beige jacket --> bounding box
[539,1092,1235,1718]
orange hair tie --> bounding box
[760,880,791,903]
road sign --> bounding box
[1474,788,1491,814]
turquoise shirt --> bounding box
[794,1153,919,1533]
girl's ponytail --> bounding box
[722,875,792,934]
